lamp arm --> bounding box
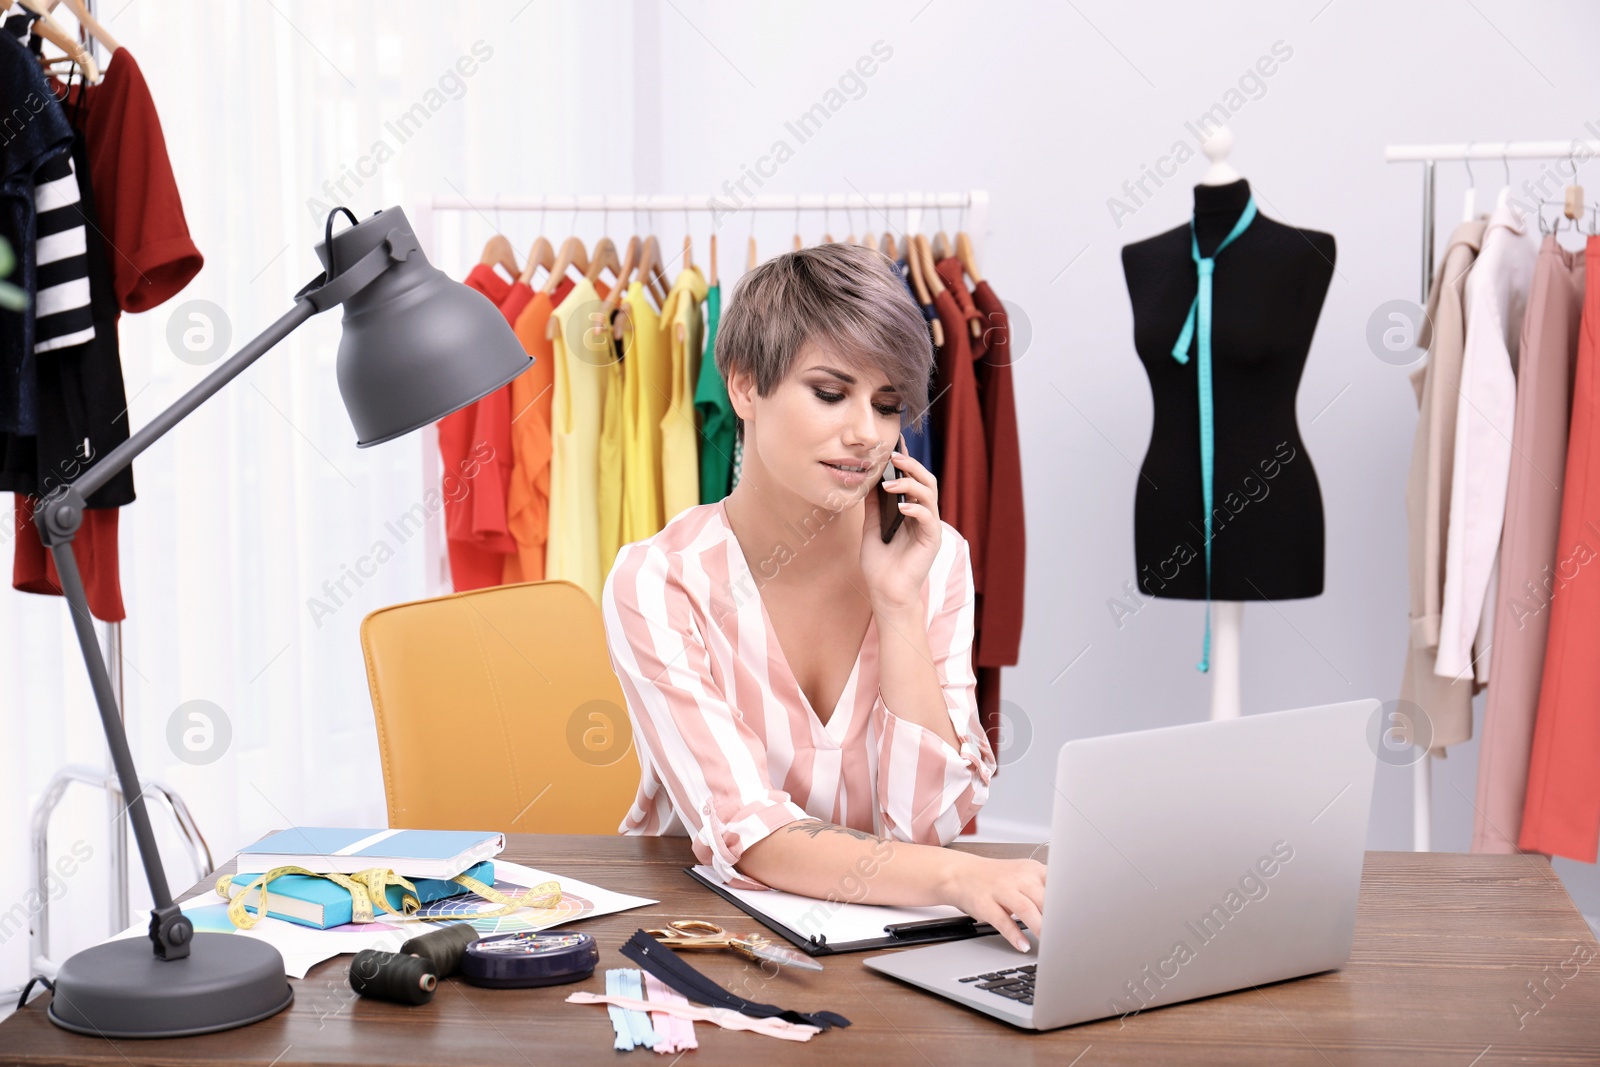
[32,298,319,961]
[68,222,418,503]
[29,222,417,961]
[75,301,316,501]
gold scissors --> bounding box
[643,919,823,972]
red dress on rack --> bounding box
[1520,234,1600,862]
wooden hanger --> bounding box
[881,232,898,261]
[601,236,640,317]
[52,0,118,54]
[601,235,642,337]
[953,231,984,338]
[6,0,99,81]
[1565,183,1586,222]
[639,235,669,307]
[540,236,589,297]
[681,232,694,271]
[544,236,598,339]
[517,235,555,287]
[954,231,984,285]
[862,232,878,252]
[585,234,622,286]
[708,233,718,287]
[906,235,944,348]
[480,234,519,281]
[916,235,946,295]
[746,234,757,272]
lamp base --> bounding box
[46,932,293,1038]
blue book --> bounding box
[223,860,494,930]
[237,827,504,879]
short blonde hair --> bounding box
[715,243,932,432]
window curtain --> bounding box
[0,0,603,997]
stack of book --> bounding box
[223,827,505,930]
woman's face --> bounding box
[734,341,906,511]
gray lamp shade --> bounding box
[314,206,532,447]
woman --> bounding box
[602,243,1044,952]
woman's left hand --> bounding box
[860,448,942,612]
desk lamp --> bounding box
[36,206,532,1038]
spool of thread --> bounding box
[461,931,599,988]
[348,948,437,1006]
[401,922,481,978]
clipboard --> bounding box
[685,866,1003,956]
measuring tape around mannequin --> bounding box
[215,866,563,930]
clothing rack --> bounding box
[1384,139,1599,852]
[413,189,990,595]
[416,190,989,264]
[24,0,214,990]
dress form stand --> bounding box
[1210,601,1243,720]
[1201,129,1243,724]
[1122,124,1332,728]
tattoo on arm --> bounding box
[783,819,887,845]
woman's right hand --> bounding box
[940,852,1046,953]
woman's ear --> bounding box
[726,366,757,423]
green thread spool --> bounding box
[349,948,437,1006]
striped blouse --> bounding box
[601,499,997,890]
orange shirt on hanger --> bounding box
[503,275,575,584]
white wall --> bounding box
[6,0,1599,1003]
[619,1,1600,916]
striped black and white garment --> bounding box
[5,8,95,353]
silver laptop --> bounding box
[863,699,1380,1030]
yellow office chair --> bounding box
[360,580,639,835]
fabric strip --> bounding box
[567,992,822,1042]
[618,929,851,1030]
[643,970,697,1053]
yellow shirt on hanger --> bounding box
[546,277,614,604]
[621,280,668,544]
[659,265,709,524]
[597,310,626,578]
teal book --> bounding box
[223,860,494,930]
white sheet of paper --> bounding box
[692,865,972,945]
[104,859,657,979]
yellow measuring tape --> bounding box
[216,866,562,930]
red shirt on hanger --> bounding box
[439,263,520,590]
[929,265,989,596]
[969,278,1025,669]
[58,48,203,314]
[17,48,203,623]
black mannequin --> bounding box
[1120,178,1334,601]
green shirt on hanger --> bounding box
[693,282,736,502]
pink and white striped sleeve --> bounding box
[874,532,996,844]
[602,541,810,890]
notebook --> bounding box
[686,865,1001,955]
[237,828,504,879]
[221,860,495,930]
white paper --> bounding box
[692,865,972,946]
[104,859,657,979]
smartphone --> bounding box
[878,434,908,543]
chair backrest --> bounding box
[360,580,639,835]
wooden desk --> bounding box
[4,838,1598,1064]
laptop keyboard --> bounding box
[957,964,1036,1005]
